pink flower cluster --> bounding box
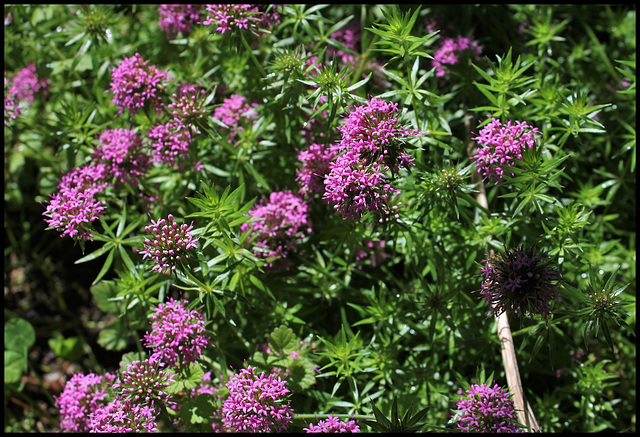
[220,366,294,432]
[240,190,312,269]
[304,415,360,433]
[432,36,482,77]
[54,371,117,432]
[202,4,280,35]
[138,214,199,273]
[158,4,204,38]
[453,383,522,433]
[147,121,193,166]
[43,163,109,241]
[143,298,210,368]
[296,143,339,197]
[213,93,258,142]
[471,118,540,184]
[87,395,160,433]
[168,82,208,129]
[4,63,48,124]
[93,128,151,185]
[115,358,176,405]
[354,239,389,269]
[109,53,169,115]
[323,97,418,222]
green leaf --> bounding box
[48,332,85,362]
[75,242,114,264]
[4,350,26,383]
[269,325,297,356]
[97,319,130,351]
[90,280,120,313]
[5,318,36,352]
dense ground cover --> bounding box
[4,4,636,432]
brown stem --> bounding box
[465,114,540,432]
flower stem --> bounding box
[239,31,266,78]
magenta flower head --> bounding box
[158,4,204,38]
[240,189,312,270]
[432,35,482,77]
[43,163,109,241]
[10,62,49,103]
[93,128,151,186]
[477,246,562,322]
[4,74,20,124]
[115,357,176,406]
[213,93,258,143]
[471,117,540,184]
[220,365,294,432]
[138,214,199,274]
[54,371,117,432]
[452,383,522,433]
[202,4,280,35]
[88,395,160,433]
[296,143,339,197]
[168,82,209,129]
[109,52,169,115]
[304,415,360,433]
[143,298,210,368]
[323,97,419,222]
[147,120,193,166]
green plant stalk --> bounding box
[240,30,266,78]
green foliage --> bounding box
[4,318,36,384]
[4,3,636,433]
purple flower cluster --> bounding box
[432,36,482,77]
[143,298,210,368]
[202,4,279,35]
[240,190,312,269]
[147,121,193,166]
[158,4,204,38]
[471,118,540,184]
[296,143,339,197]
[138,214,199,273]
[54,371,116,432]
[42,163,109,241]
[109,53,169,115]
[4,63,48,124]
[220,366,294,432]
[93,128,151,185]
[168,82,208,129]
[87,395,160,433]
[8,63,48,103]
[477,246,562,321]
[323,97,418,222]
[303,415,360,433]
[115,357,175,405]
[354,239,389,269]
[452,383,522,433]
[213,93,258,142]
